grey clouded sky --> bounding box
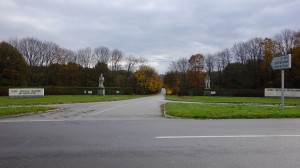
[1,0,299,73]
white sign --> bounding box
[9,88,44,98]
[265,88,300,98]
[271,54,291,70]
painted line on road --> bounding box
[156,135,300,139]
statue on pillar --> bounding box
[99,73,104,88]
[98,73,105,96]
[204,74,211,89]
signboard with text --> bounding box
[265,88,300,98]
[271,54,291,70]
[270,54,292,110]
[9,88,44,98]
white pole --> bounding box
[281,69,284,110]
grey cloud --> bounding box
[1,0,299,73]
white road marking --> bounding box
[156,135,300,139]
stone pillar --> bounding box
[98,87,105,96]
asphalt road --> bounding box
[1,91,300,168]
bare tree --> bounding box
[169,58,189,73]
[137,56,148,68]
[110,49,123,86]
[8,37,46,85]
[273,29,296,55]
[110,49,123,71]
[77,47,93,68]
[246,37,264,61]
[124,55,140,72]
[231,42,247,64]
[40,41,61,66]
[94,46,110,64]
[10,37,44,67]
[55,48,76,64]
[169,57,189,90]
[124,55,140,87]
[224,48,232,66]
[216,48,231,70]
[205,54,215,74]
[214,49,231,88]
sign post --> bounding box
[281,69,284,110]
[271,54,291,110]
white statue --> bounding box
[99,73,104,88]
[204,74,210,89]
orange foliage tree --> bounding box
[187,54,205,89]
[133,66,162,94]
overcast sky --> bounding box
[1,0,299,74]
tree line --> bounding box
[0,37,162,94]
[164,28,300,94]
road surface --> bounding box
[1,90,300,168]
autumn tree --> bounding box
[261,38,276,87]
[163,71,179,94]
[133,66,162,94]
[0,42,28,86]
[187,54,205,89]
[287,31,300,87]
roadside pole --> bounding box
[281,69,284,110]
[271,54,291,111]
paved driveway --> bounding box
[3,90,167,122]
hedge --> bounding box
[0,87,133,96]
[178,89,264,97]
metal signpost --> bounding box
[271,54,292,110]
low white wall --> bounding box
[9,88,44,98]
[264,88,300,98]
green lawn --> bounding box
[165,102,300,119]
[0,95,144,106]
[166,95,300,105]
[0,106,56,117]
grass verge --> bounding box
[165,102,300,119]
[0,106,56,117]
[0,95,144,106]
[166,95,300,105]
